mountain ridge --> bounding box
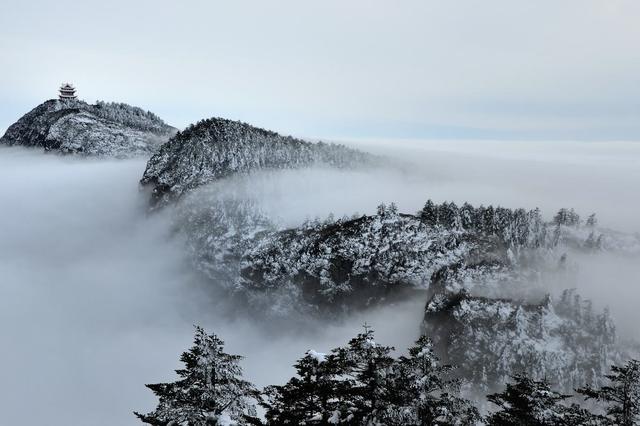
[140,117,377,207]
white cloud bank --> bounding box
[0,139,638,425]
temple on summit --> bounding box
[59,83,77,100]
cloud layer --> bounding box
[0,140,638,424]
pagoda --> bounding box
[59,83,77,100]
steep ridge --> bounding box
[140,117,375,207]
[0,99,175,157]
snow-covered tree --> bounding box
[486,374,577,425]
[554,208,581,227]
[135,326,260,426]
[386,335,480,425]
[577,359,640,426]
[262,350,337,424]
[420,200,440,227]
[460,202,475,230]
[329,326,396,424]
[439,202,462,230]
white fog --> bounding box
[0,140,638,424]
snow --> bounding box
[307,349,327,363]
[213,412,235,426]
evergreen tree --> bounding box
[388,336,480,425]
[420,200,440,227]
[567,208,581,227]
[135,326,260,426]
[329,326,396,424]
[460,202,475,230]
[486,374,576,425]
[262,350,336,424]
[439,202,462,230]
[577,359,640,426]
[586,213,598,228]
[554,208,581,227]
[554,208,570,226]
[482,205,496,234]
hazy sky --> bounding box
[1,0,639,140]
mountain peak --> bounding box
[0,99,176,158]
[140,117,375,207]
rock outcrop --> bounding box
[0,99,175,158]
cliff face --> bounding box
[0,99,175,158]
[139,117,375,207]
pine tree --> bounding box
[262,350,337,424]
[577,359,640,426]
[554,208,581,227]
[586,213,598,228]
[527,208,544,248]
[460,203,475,230]
[486,374,575,425]
[135,326,260,426]
[439,202,462,230]
[388,336,480,425]
[554,208,570,226]
[567,208,581,227]
[482,205,496,234]
[329,325,396,424]
[420,200,440,227]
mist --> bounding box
[1,140,638,425]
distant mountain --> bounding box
[140,117,376,207]
[0,99,176,157]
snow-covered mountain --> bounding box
[235,204,517,315]
[181,198,640,316]
[0,99,175,157]
[140,117,376,207]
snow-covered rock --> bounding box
[422,289,624,395]
[229,204,528,315]
[0,99,175,158]
[180,197,639,319]
[140,117,376,207]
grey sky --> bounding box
[1,0,639,140]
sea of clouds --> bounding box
[0,140,638,425]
